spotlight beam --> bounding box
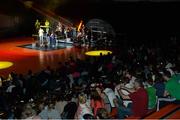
[17,0,73,27]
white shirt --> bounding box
[6,85,16,93]
[76,103,93,119]
[114,84,121,98]
[125,76,136,89]
[39,28,44,36]
[103,88,117,107]
[115,84,130,98]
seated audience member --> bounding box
[21,103,40,119]
[96,108,110,119]
[163,70,180,100]
[124,70,136,89]
[61,101,77,119]
[75,93,93,119]
[103,85,118,117]
[115,77,130,98]
[55,96,67,115]
[145,79,157,109]
[39,99,61,119]
[96,87,111,113]
[153,73,165,98]
[90,90,105,116]
[118,79,148,118]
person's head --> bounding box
[83,114,95,120]
[21,103,36,119]
[91,90,102,101]
[47,99,56,110]
[95,87,102,95]
[78,93,86,104]
[162,70,171,81]
[124,70,133,80]
[147,79,154,86]
[133,79,144,90]
[96,108,110,119]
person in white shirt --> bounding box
[103,87,118,117]
[103,88,117,108]
[39,100,61,119]
[38,28,44,46]
[75,93,93,119]
[6,82,16,93]
[124,71,136,89]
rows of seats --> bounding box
[125,103,179,119]
[145,104,180,119]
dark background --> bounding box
[0,0,180,45]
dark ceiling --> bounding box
[1,0,180,39]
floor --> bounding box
[0,37,88,77]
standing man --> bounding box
[38,28,44,46]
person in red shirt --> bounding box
[90,90,105,116]
[117,79,148,119]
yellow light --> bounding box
[78,20,83,32]
[85,50,112,56]
[0,61,13,70]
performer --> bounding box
[45,19,50,34]
[38,28,44,46]
[50,32,56,47]
[64,27,68,39]
[35,19,40,33]
[55,22,62,36]
[72,27,77,40]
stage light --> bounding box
[0,61,13,70]
[24,1,33,8]
[78,20,83,32]
[85,50,112,56]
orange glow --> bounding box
[0,37,87,76]
[78,20,83,32]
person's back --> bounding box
[154,81,165,97]
[47,109,61,119]
[146,86,157,109]
[129,87,148,117]
[165,74,180,100]
[55,100,67,115]
[103,88,116,108]
[62,102,77,119]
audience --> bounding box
[0,43,179,119]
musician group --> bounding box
[34,19,92,48]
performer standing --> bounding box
[35,19,40,33]
[38,28,44,46]
[50,32,56,47]
[45,19,50,34]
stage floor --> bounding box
[0,37,88,77]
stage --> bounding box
[0,37,88,76]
